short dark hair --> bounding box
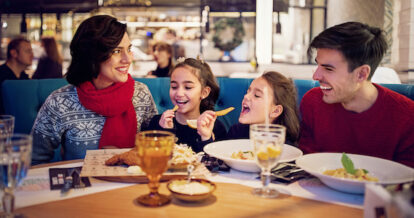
[66,15,127,86]
[171,58,219,113]
[308,22,388,79]
[261,71,300,145]
[7,37,30,60]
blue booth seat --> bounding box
[3,78,414,135]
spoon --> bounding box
[187,164,194,183]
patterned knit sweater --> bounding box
[31,81,158,164]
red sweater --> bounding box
[299,84,414,168]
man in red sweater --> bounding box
[299,22,414,168]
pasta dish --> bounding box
[231,151,254,160]
[323,168,378,182]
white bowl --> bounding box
[296,153,414,194]
[203,139,303,173]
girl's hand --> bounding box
[197,110,217,141]
[159,109,176,129]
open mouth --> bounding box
[320,83,333,92]
[175,100,189,106]
[117,66,129,74]
[241,105,250,115]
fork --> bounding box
[73,168,86,188]
[61,168,75,195]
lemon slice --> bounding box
[186,119,197,129]
[257,151,269,161]
[215,107,235,116]
[172,105,178,112]
[267,145,281,158]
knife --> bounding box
[61,169,75,195]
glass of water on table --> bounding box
[0,134,32,217]
[0,115,15,139]
[250,124,286,198]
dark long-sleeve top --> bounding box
[144,114,227,153]
[150,65,171,78]
[32,57,63,79]
[227,123,296,146]
[0,63,29,114]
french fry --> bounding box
[172,105,179,112]
[186,119,197,129]
[215,107,235,116]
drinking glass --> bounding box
[0,134,32,217]
[250,124,286,198]
[135,130,175,207]
[0,115,15,139]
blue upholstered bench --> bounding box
[3,77,414,163]
[3,78,414,135]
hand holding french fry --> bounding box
[159,105,178,129]
[197,110,217,141]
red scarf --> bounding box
[77,75,137,148]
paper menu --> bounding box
[80,149,139,177]
[80,149,203,178]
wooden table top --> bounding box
[16,160,363,218]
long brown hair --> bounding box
[41,37,63,65]
[262,71,300,144]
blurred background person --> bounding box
[153,28,185,60]
[146,42,174,77]
[0,37,33,114]
[32,37,63,79]
[165,28,185,60]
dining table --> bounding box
[13,159,363,218]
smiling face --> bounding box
[239,77,278,124]
[312,48,362,105]
[93,33,132,90]
[169,66,210,118]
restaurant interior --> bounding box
[0,0,413,217]
[1,0,413,83]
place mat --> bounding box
[80,149,206,183]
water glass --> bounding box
[250,124,286,198]
[135,130,175,207]
[0,134,32,217]
[0,115,15,138]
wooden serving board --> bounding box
[80,149,206,183]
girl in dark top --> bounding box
[146,58,226,152]
[146,42,173,77]
[228,71,300,145]
[32,37,63,79]
[203,71,300,146]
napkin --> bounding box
[49,167,91,190]
[270,163,314,184]
[201,154,230,172]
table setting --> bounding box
[0,116,412,217]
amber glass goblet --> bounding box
[136,130,175,207]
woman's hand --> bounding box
[197,110,217,141]
[159,109,176,129]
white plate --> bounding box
[203,139,303,173]
[296,153,414,194]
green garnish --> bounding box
[341,153,356,175]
